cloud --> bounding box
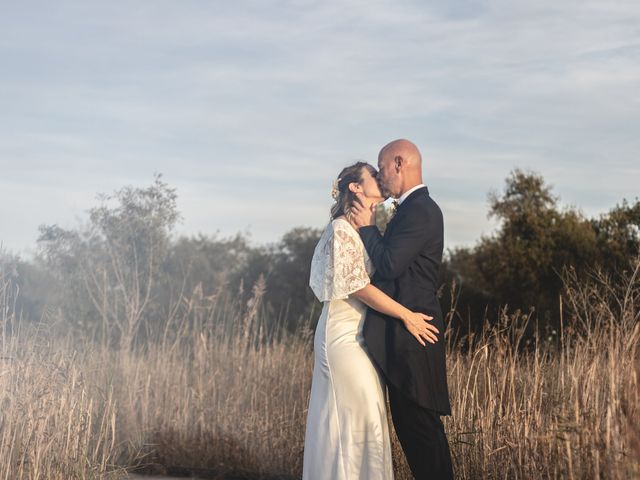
[0,0,638,256]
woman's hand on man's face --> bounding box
[349,193,377,228]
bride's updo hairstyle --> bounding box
[330,161,376,220]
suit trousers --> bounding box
[388,382,454,479]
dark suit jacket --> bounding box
[359,186,451,415]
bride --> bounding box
[302,161,440,480]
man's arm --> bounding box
[359,210,428,280]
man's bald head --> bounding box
[380,139,422,170]
[376,139,424,199]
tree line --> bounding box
[443,170,639,333]
[2,171,638,348]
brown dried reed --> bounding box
[0,260,638,479]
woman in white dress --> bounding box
[302,162,440,480]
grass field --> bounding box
[1,262,638,479]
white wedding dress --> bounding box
[302,217,393,480]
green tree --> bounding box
[265,227,322,331]
[164,227,324,334]
[37,174,179,350]
[448,170,597,324]
[166,232,254,301]
[592,199,640,269]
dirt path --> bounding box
[123,475,195,480]
[120,469,297,479]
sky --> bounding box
[1,0,639,258]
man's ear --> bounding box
[394,155,403,172]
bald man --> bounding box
[352,139,453,479]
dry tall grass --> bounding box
[1,261,638,479]
[443,263,640,479]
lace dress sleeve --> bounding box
[309,220,371,302]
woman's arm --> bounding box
[350,284,439,347]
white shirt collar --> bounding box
[397,184,426,205]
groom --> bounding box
[352,139,453,479]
